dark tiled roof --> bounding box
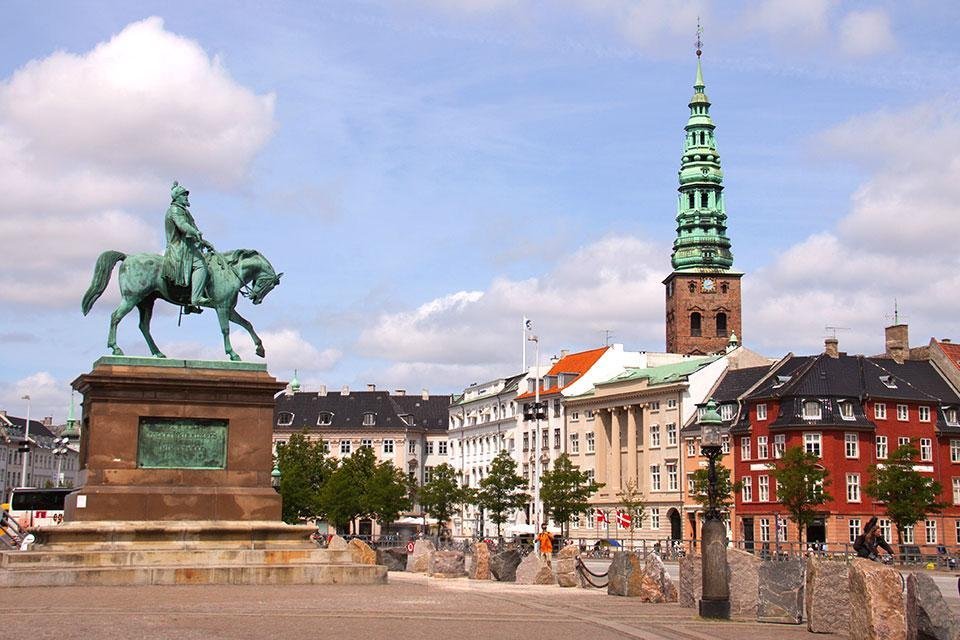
[712,365,775,402]
[274,391,450,433]
[3,416,56,441]
[746,356,816,399]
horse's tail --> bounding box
[81,250,126,315]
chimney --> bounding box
[885,324,909,364]
[318,385,327,397]
[421,388,429,400]
[0,410,6,417]
[340,385,349,396]
[560,349,570,358]
[395,389,406,396]
[43,416,53,427]
[367,383,376,391]
[824,337,839,358]
[942,338,952,343]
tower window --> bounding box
[720,282,728,294]
[716,312,727,337]
[688,193,694,208]
[690,312,702,337]
[701,192,709,208]
[699,132,705,145]
[688,282,696,293]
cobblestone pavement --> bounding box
[1,572,838,640]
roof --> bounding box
[710,365,775,402]
[452,372,526,407]
[516,347,608,400]
[598,355,718,387]
[2,415,56,441]
[274,390,450,433]
[935,340,960,372]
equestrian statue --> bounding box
[81,181,283,361]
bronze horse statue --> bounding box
[82,248,282,361]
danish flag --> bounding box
[616,509,632,528]
[595,508,608,524]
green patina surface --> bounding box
[137,417,228,469]
[597,355,721,387]
[671,55,735,272]
[93,355,267,372]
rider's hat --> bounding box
[170,181,190,201]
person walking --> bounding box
[535,524,554,559]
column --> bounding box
[596,408,609,493]
[610,408,622,494]
[626,406,638,486]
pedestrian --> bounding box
[853,516,893,562]
[535,524,554,559]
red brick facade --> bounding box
[664,271,742,355]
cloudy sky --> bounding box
[1,0,957,420]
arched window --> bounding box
[720,282,728,294]
[716,312,727,337]
[688,192,695,208]
[701,192,709,208]
[688,281,696,293]
[699,131,705,145]
[690,312,702,337]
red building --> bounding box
[730,337,960,551]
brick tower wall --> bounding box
[664,272,742,355]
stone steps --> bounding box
[0,561,386,587]
[0,547,353,569]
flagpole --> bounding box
[522,316,527,373]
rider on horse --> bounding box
[163,181,214,314]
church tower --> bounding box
[664,45,743,355]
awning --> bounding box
[393,516,438,525]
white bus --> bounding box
[5,487,72,530]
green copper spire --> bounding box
[62,391,80,439]
[670,51,734,271]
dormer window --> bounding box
[277,412,294,426]
[317,412,334,426]
[802,400,822,420]
[839,401,855,421]
[401,414,415,427]
[947,408,959,426]
[720,404,735,421]
[362,412,376,426]
[772,375,791,389]
[879,375,898,389]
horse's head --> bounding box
[250,270,282,305]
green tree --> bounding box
[866,443,945,546]
[690,462,740,515]
[476,450,529,537]
[419,463,474,534]
[365,459,413,526]
[318,445,411,534]
[616,479,646,545]
[771,445,832,545]
[539,454,603,537]
[275,431,335,524]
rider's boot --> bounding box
[185,263,212,313]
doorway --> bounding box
[668,508,682,541]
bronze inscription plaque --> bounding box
[137,418,228,469]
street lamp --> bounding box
[525,334,544,528]
[53,437,70,487]
[19,395,31,488]
[698,399,730,619]
[271,462,281,492]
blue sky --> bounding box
[2,1,958,419]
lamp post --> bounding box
[53,437,70,487]
[698,399,730,619]
[271,462,281,493]
[527,334,542,528]
[19,394,31,488]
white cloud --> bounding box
[745,0,832,40]
[838,9,896,58]
[0,17,276,307]
[0,372,69,425]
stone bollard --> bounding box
[376,547,408,572]
[757,556,804,624]
[805,555,850,634]
[406,539,436,573]
[490,549,522,582]
[348,538,376,565]
[906,572,960,640]
[554,544,580,588]
[430,550,466,578]
[607,551,645,597]
[726,547,761,619]
[848,558,906,640]
[469,541,491,580]
[516,552,554,585]
[327,535,349,551]
[678,554,702,608]
[641,553,679,603]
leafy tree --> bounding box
[866,443,945,546]
[365,459,412,526]
[771,445,832,545]
[616,479,646,544]
[317,445,410,533]
[418,463,474,534]
[690,462,740,516]
[276,431,335,524]
[476,450,529,537]
[539,454,603,537]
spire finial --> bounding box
[696,17,703,58]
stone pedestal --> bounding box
[806,556,850,634]
[757,557,804,624]
[699,519,731,619]
[726,547,761,619]
[849,558,906,640]
[906,572,960,640]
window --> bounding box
[720,404,734,421]
[523,432,529,450]
[802,400,822,420]
[667,423,677,446]
[687,473,696,494]
[427,441,435,456]
[553,399,561,418]
[700,191,709,208]
[876,435,888,460]
[897,404,909,421]
[716,312,728,338]
[554,428,561,449]
[898,436,911,448]
[424,466,434,483]
[360,438,372,448]
[401,414,415,426]
[741,437,751,460]
[919,406,931,422]
[757,403,767,420]
[667,399,677,409]
[585,469,595,483]
[874,403,887,420]
[758,475,769,502]
[650,507,661,529]
[845,433,859,459]
[667,463,678,491]
[586,409,595,421]
[952,440,960,463]
[721,435,730,454]
[587,432,595,453]
[339,440,351,455]
[382,439,394,454]
[438,441,448,455]
[879,518,892,542]
[926,520,938,544]
[408,440,417,454]
[902,525,915,544]
[742,476,753,502]
[317,412,333,426]
[849,519,861,544]
[839,401,854,420]
[757,436,768,459]
[947,408,959,426]
[688,192,695,208]
[541,429,548,449]
[570,433,580,453]
[879,375,897,389]
[687,440,696,457]
[649,401,661,411]
[846,473,861,502]
[774,434,785,459]
[650,424,661,448]
[362,412,376,426]
[953,478,960,505]
[571,411,580,421]
[650,465,661,491]
[804,432,822,457]
[277,412,294,426]
[920,438,933,461]
[690,312,702,337]
[759,518,770,543]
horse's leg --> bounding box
[229,309,265,358]
[137,298,166,358]
[216,306,240,361]
[107,297,138,356]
